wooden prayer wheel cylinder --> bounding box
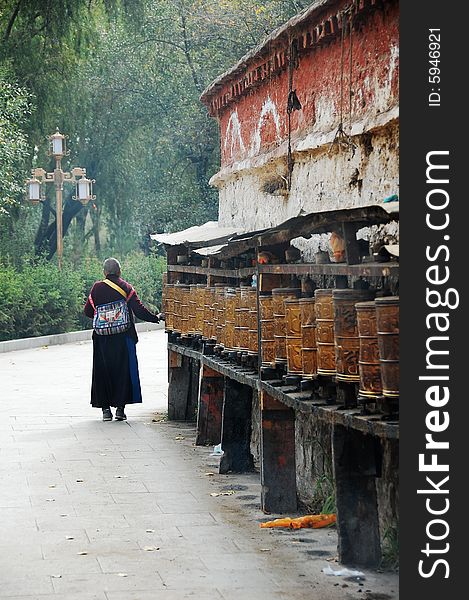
[356,301,382,400]
[299,297,317,378]
[233,288,242,350]
[315,289,336,376]
[164,283,174,332]
[260,293,275,367]
[332,288,375,383]
[172,283,184,334]
[202,287,214,340]
[375,296,400,399]
[285,298,303,375]
[272,288,301,365]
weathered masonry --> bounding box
[154,0,399,569]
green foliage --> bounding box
[0,252,166,340]
[0,67,33,213]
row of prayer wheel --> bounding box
[162,283,258,355]
[260,288,399,401]
[162,282,399,402]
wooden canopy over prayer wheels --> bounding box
[375,296,399,400]
[356,301,382,400]
[315,289,336,376]
[285,299,303,376]
[332,289,375,383]
[272,288,301,366]
[260,293,275,367]
[299,297,317,379]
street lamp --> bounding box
[26,128,96,270]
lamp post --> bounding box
[26,128,95,270]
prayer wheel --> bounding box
[195,284,206,336]
[375,296,400,400]
[356,301,382,400]
[299,297,317,378]
[214,284,226,346]
[285,298,303,375]
[259,293,275,367]
[315,289,336,376]
[202,287,214,340]
[172,283,184,334]
[272,288,301,365]
[332,288,375,383]
[164,283,174,332]
[224,288,237,351]
[233,288,242,350]
[247,288,258,356]
[179,284,191,337]
[188,284,198,335]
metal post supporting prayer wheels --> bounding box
[332,289,375,384]
[299,297,317,379]
[284,298,303,379]
[272,288,301,367]
[375,296,399,414]
[315,289,336,376]
[356,301,382,409]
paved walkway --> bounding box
[0,331,398,599]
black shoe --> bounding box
[102,408,113,421]
[115,407,127,421]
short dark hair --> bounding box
[103,257,121,276]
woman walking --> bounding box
[84,257,161,421]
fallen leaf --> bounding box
[76,479,84,483]
[60,514,68,517]
[260,548,271,552]
[117,573,128,577]
[48,484,56,488]
[51,574,62,579]
[174,436,185,440]
[99,453,107,456]
[210,491,235,497]
[77,551,88,555]
[204,473,215,477]
[145,529,155,533]
[65,536,74,540]
[143,546,160,552]
[46,498,55,502]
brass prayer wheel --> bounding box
[285,298,303,375]
[247,288,258,355]
[356,301,382,400]
[332,288,375,383]
[299,297,317,378]
[195,284,206,336]
[260,293,275,367]
[272,288,301,365]
[315,289,336,376]
[224,288,237,350]
[179,284,191,337]
[188,284,198,335]
[375,296,399,399]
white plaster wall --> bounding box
[217,122,399,230]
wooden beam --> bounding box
[260,391,297,513]
[332,425,382,567]
[219,379,255,473]
[195,364,224,446]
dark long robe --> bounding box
[84,275,159,408]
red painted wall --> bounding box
[212,1,399,168]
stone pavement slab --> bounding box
[1,331,398,599]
